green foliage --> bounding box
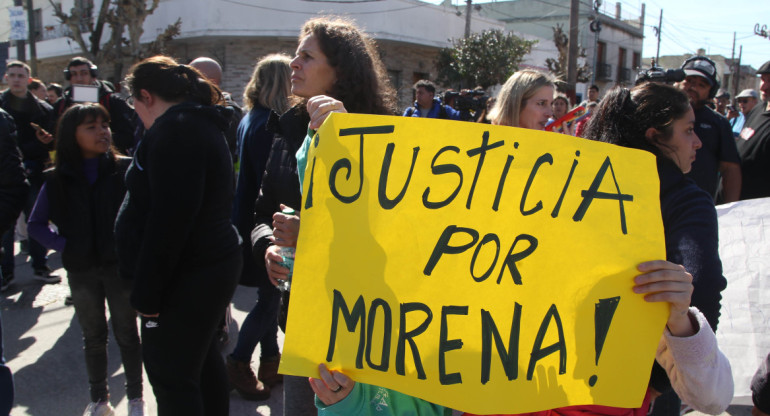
[436,29,537,89]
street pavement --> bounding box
[1,243,283,415]
[0,242,753,416]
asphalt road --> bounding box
[1,244,283,416]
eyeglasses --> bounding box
[737,98,750,103]
[683,58,717,77]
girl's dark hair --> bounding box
[583,83,691,157]
[54,103,113,172]
[301,17,397,115]
[125,55,223,106]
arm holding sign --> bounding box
[312,364,451,416]
[634,261,733,414]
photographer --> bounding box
[402,80,460,120]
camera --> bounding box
[635,65,685,85]
[443,90,489,121]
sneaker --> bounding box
[226,355,271,401]
[127,398,146,416]
[33,267,62,284]
[258,354,283,387]
[83,401,114,416]
[0,273,13,292]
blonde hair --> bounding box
[489,70,556,127]
[242,54,292,113]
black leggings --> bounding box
[140,251,241,416]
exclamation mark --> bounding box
[589,296,620,387]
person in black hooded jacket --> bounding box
[114,56,241,416]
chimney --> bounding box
[697,48,706,56]
[616,2,621,19]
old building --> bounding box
[475,0,645,101]
[3,0,505,109]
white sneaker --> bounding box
[83,401,114,416]
[128,398,146,416]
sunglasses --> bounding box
[737,98,751,103]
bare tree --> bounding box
[49,0,181,83]
[545,24,591,91]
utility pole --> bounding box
[589,0,602,85]
[655,9,663,63]
[465,0,472,38]
[13,0,25,62]
[25,0,37,75]
[730,32,737,99]
[735,45,743,95]
[566,0,580,104]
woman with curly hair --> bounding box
[248,15,396,414]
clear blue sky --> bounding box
[424,0,769,70]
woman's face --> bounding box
[519,86,554,130]
[76,116,112,159]
[656,107,701,173]
[551,98,567,119]
[290,34,337,99]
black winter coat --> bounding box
[250,105,309,287]
[0,108,28,236]
[0,90,55,173]
[46,154,131,272]
[115,102,240,314]
[650,156,728,394]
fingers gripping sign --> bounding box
[310,363,355,406]
[307,95,347,130]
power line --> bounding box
[220,0,430,14]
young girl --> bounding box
[27,103,145,416]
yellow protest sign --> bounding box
[280,113,667,414]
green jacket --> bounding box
[316,383,451,416]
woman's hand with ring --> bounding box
[309,363,355,406]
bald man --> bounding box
[190,57,242,163]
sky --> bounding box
[424,0,770,70]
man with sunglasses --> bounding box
[737,61,770,200]
[675,56,742,204]
[737,89,760,118]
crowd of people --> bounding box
[0,13,768,416]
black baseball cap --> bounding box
[757,61,770,75]
[682,56,718,86]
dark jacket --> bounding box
[250,105,308,287]
[650,157,728,393]
[753,352,770,414]
[0,89,56,174]
[0,108,29,236]
[233,105,273,286]
[45,154,131,272]
[223,91,244,163]
[402,98,461,120]
[115,102,240,314]
[54,81,137,154]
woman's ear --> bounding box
[644,126,659,142]
[139,89,153,106]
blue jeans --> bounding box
[230,284,281,362]
[1,174,47,275]
[0,310,14,415]
[69,265,143,402]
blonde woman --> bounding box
[228,53,293,401]
[489,70,556,130]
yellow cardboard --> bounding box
[280,113,667,414]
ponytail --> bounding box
[583,83,690,157]
[126,56,223,106]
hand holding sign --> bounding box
[308,95,347,130]
[634,260,695,337]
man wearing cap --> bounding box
[714,89,730,115]
[736,61,770,199]
[737,89,760,117]
[676,56,741,203]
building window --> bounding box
[617,48,631,84]
[412,72,429,85]
[388,69,401,92]
[596,42,611,80]
[632,52,641,71]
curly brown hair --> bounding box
[300,17,397,116]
